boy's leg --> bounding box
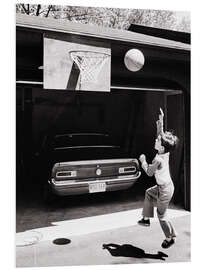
[142,185,158,218]
[158,217,177,248]
[157,184,177,247]
[168,221,178,238]
[158,217,178,238]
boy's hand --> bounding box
[160,107,164,117]
[139,154,146,163]
[159,107,164,123]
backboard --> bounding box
[44,35,111,91]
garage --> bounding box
[16,13,190,209]
[16,13,190,267]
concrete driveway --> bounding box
[16,207,190,267]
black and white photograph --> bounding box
[14,1,192,268]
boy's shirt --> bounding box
[141,153,172,185]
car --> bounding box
[42,133,141,201]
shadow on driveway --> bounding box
[102,243,168,261]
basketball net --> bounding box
[69,50,110,90]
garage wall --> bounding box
[167,93,185,206]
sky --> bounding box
[174,11,190,22]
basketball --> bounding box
[124,49,145,72]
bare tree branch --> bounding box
[45,5,52,17]
[21,4,29,15]
[36,5,41,16]
[39,9,46,15]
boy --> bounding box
[138,108,179,249]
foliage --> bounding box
[16,4,190,33]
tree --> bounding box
[16,4,53,17]
[16,4,190,33]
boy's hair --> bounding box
[161,131,179,153]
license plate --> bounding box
[89,182,106,193]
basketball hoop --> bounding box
[69,50,110,90]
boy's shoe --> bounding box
[138,218,150,227]
[161,238,175,249]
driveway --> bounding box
[16,185,190,267]
[16,208,190,267]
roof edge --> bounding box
[16,13,190,51]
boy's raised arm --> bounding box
[156,108,164,136]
